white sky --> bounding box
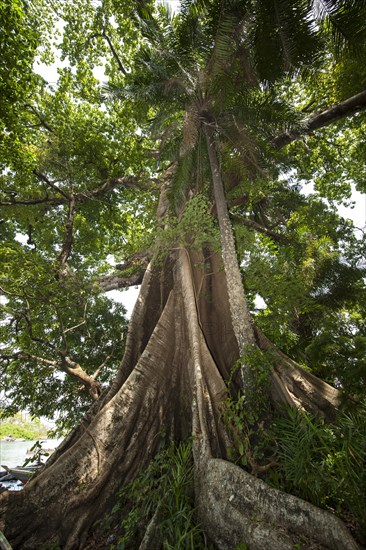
[107,287,140,318]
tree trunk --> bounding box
[0,245,356,549]
[204,123,256,353]
[204,123,260,398]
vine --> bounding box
[222,346,277,475]
[152,194,220,264]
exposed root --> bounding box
[255,326,340,420]
[196,458,359,550]
[0,248,358,550]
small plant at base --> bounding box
[104,440,213,549]
[223,347,277,473]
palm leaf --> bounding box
[315,0,366,59]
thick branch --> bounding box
[272,89,366,149]
[62,356,101,401]
[98,252,149,291]
[98,271,145,291]
[115,252,150,271]
[2,351,101,401]
[33,170,71,200]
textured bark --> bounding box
[196,459,358,550]
[98,270,144,291]
[204,124,255,353]
[272,89,366,149]
[0,245,356,550]
[98,253,149,291]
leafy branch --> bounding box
[0,174,156,208]
[90,32,127,75]
[230,214,289,243]
[24,103,55,134]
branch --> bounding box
[272,89,366,149]
[58,195,76,272]
[231,214,288,243]
[1,351,101,402]
[62,356,101,401]
[90,32,127,75]
[24,104,55,134]
[64,319,86,335]
[85,175,154,199]
[91,350,114,380]
[0,195,53,207]
[20,301,55,350]
[98,270,145,291]
[0,175,155,208]
[98,252,149,291]
[0,351,57,368]
[115,252,150,271]
[33,170,71,200]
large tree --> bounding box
[1,0,366,548]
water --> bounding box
[0,439,63,491]
[0,438,63,467]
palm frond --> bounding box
[248,0,321,83]
[314,0,366,59]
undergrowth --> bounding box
[224,367,366,544]
[272,405,366,540]
[98,440,212,549]
[223,347,276,473]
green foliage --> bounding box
[0,414,48,440]
[23,441,50,465]
[0,255,128,432]
[101,441,211,549]
[235,173,366,392]
[223,347,275,469]
[0,423,36,441]
[1,0,366,469]
[272,406,366,536]
[153,193,220,262]
[0,0,42,131]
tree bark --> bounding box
[0,246,355,550]
[272,89,366,149]
[204,123,255,353]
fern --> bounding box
[273,406,366,534]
